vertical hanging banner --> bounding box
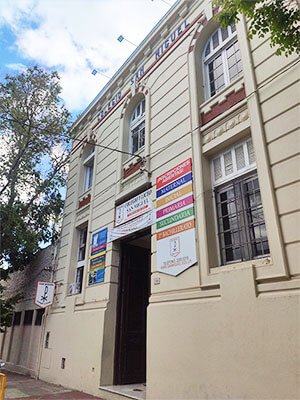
[156,158,197,276]
[88,227,108,285]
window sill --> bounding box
[209,256,272,275]
[79,188,92,200]
[122,147,144,169]
[200,76,244,114]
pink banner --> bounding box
[156,194,193,219]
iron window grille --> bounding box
[75,226,88,294]
[203,24,243,98]
[78,227,87,263]
[215,172,270,265]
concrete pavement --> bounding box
[3,371,103,400]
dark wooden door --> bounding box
[115,244,149,384]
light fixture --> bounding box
[117,35,137,47]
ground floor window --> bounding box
[215,173,269,264]
[211,138,269,265]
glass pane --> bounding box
[139,126,145,148]
[227,41,242,82]
[224,151,233,175]
[205,42,210,57]
[132,131,139,153]
[208,54,225,96]
[235,145,246,170]
[76,267,84,293]
[247,140,255,164]
[212,31,219,49]
[221,27,229,41]
[231,24,236,33]
[213,157,222,181]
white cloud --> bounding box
[0,0,177,113]
[5,62,27,72]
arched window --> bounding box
[129,99,145,154]
[203,24,242,98]
[82,143,95,192]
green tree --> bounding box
[0,66,71,278]
[215,0,300,56]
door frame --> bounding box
[114,229,151,385]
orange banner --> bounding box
[156,183,193,208]
[157,219,195,241]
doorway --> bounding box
[115,230,151,385]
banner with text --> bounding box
[156,158,197,276]
[88,228,108,285]
[115,188,153,226]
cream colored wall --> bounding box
[147,266,300,400]
[250,36,300,278]
[39,0,300,398]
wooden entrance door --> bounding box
[115,243,149,384]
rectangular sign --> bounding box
[156,172,192,198]
[156,228,197,276]
[115,188,153,226]
[88,228,108,285]
[156,206,194,230]
[156,194,193,219]
[156,159,197,276]
[108,210,155,242]
[156,158,192,190]
[156,183,193,208]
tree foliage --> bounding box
[0,66,71,277]
[215,0,300,56]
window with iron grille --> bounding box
[129,99,145,154]
[215,173,270,264]
[78,227,87,263]
[74,226,88,294]
[211,139,269,265]
[203,25,242,99]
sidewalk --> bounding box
[3,371,104,400]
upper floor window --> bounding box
[82,144,95,192]
[203,24,242,98]
[130,99,145,154]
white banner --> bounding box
[34,282,55,308]
[115,188,153,226]
[108,210,155,242]
[156,227,197,276]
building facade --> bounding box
[0,245,55,377]
[39,1,300,399]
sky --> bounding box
[0,0,177,116]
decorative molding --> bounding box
[201,86,246,125]
[202,108,249,145]
[78,194,91,209]
[123,160,143,179]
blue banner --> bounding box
[156,172,192,198]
